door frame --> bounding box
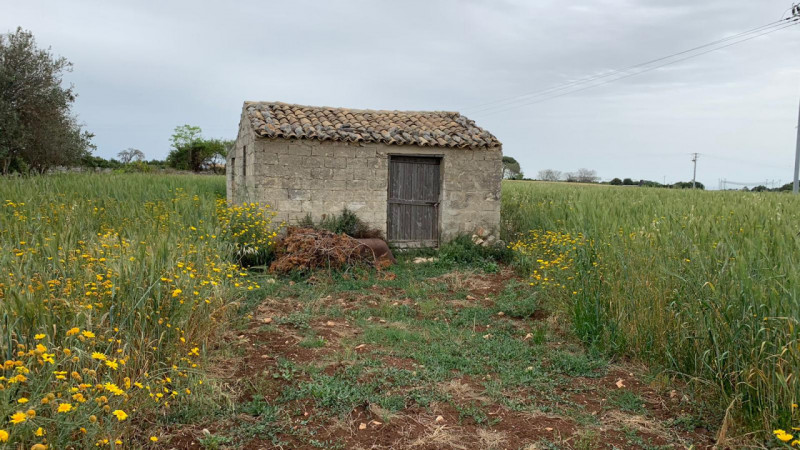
[386,153,444,248]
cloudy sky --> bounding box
[3,0,800,188]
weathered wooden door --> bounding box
[387,156,441,247]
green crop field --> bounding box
[1,174,798,447]
[503,180,800,435]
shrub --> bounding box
[439,235,512,271]
[314,208,383,239]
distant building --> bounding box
[228,101,502,247]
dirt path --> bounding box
[162,262,715,449]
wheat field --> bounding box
[503,180,800,435]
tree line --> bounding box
[1,28,229,175]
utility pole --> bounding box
[794,4,800,194]
[794,97,800,193]
[691,153,699,189]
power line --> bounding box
[719,179,781,189]
[703,153,787,170]
[468,17,799,115]
[464,17,800,115]
[476,19,800,116]
[462,17,794,114]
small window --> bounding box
[230,157,235,177]
[242,145,247,178]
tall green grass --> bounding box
[0,174,276,447]
[502,181,800,436]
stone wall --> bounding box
[227,109,256,204]
[227,132,502,244]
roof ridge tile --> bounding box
[243,101,500,149]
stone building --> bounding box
[227,101,502,247]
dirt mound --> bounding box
[270,227,389,273]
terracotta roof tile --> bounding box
[244,101,500,149]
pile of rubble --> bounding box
[269,227,394,274]
[471,227,504,248]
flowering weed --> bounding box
[0,174,279,447]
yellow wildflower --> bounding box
[774,429,794,443]
[0,429,8,442]
[57,403,73,413]
[91,352,106,361]
[112,409,128,421]
[9,411,26,424]
[34,334,45,340]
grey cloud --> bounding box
[2,0,798,187]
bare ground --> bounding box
[159,265,716,449]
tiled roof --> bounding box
[244,101,500,149]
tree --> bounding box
[570,168,599,183]
[672,181,705,190]
[502,156,523,180]
[166,124,230,172]
[117,148,145,164]
[622,178,634,185]
[81,154,121,170]
[537,169,562,182]
[609,178,622,185]
[170,124,202,151]
[0,28,94,174]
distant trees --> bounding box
[502,156,523,180]
[535,168,598,183]
[727,183,795,193]
[117,148,145,164]
[166,125,230,173]
[537,169,562,182]
[0,28,94,174]
[672,181,705,190]
[607,177,706,190]
[566,168,599,183]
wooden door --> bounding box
[387,156,441,246]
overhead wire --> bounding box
[462,17,793,114]
[702,153,787,170]
[472,18,800,117]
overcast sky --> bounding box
[3,0,800,188]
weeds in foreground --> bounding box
[0,174,279,447]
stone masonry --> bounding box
[227,103,502,245]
